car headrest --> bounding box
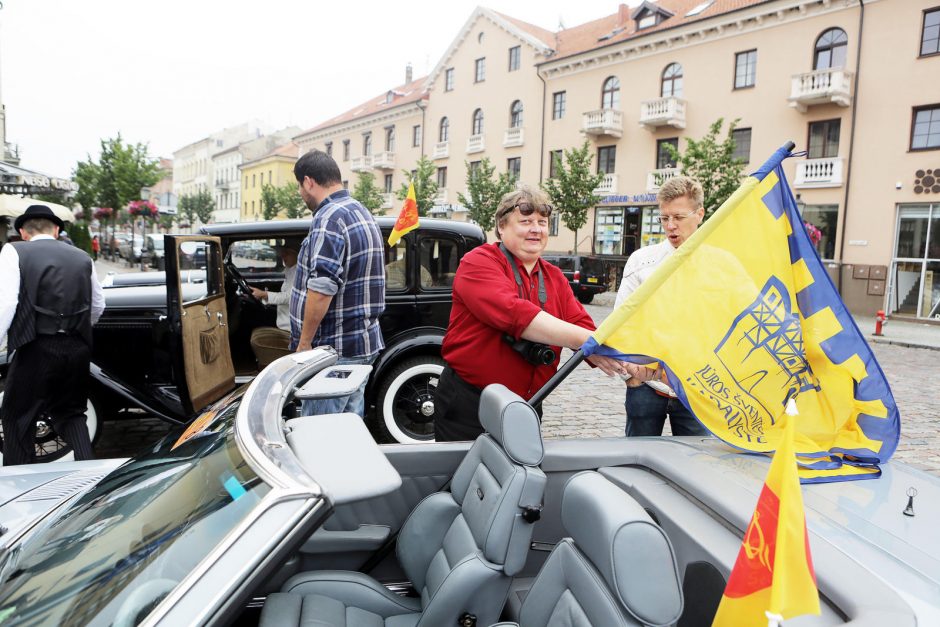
[478,384,543,466]
[562,472,683,627]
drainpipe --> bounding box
[837,0,864,296]
[538,69,547,183]
[417,99,427,159]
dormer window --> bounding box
[630,1,675,31]
[638,14,656,29]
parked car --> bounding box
[0,349,936,626]
[144,233,165,269]
[541,253,609,304]
[118,235,144,261]
[0,217,485,460]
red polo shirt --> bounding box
[442,243,595,400]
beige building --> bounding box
[295,0,940,319]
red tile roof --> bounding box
[300,77,428,136]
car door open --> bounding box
[166,235,236,416]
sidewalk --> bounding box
[592,291,940,352]
[94,256,154,281]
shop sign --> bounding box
[599,193,658,204]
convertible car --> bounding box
[0,218,486,461]
[0,346,936,626]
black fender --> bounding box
[89,363,187,425]
[365,327,445,401]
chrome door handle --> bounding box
[217,311,226,327]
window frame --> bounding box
[508,45,521,72]
[548,150,563,179]
[507,157,521,180]
[474,57,486,83]
[342,140,350,161]
[597,145,616,175]
[733,49,757,89]
[472,108,484,136]
[910,104,940,151]
[362,133,372,157]
[385,127,395,152]
[807,118,842,159]
[412,125,421,148]
[661,63,683,98]
[510,100,523,128]
[552,91,567,120]
[384,173,393,193]
[731,127,752,163]
[656,138,679,169]
[920,7,940,58]
[601,76,621,110]
[325,141,333,157]
[444,67,455,91]
[813,27,848,70]
[437,166,448,188]
[439,117,450,142]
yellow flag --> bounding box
[388,183,419,247]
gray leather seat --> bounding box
[497,471,683,627]
[261,384,547,627]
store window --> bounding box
[798,203,838,259]
[890,204,940,319]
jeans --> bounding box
[624,383,708,437]
[300,355,373,418]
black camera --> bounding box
[504,335,556,366]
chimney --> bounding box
[405,63,413,84]
[618,3,630,26]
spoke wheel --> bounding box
[375,357,445,444]
[0,385,100,463]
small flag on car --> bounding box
[388,182,420,247]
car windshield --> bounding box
[152,238,164,250]
[0,398,269,626]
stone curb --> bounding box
[868,336,940,352]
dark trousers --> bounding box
[625,383,708,437]
[434,367,541,442]
[1,335,95,465]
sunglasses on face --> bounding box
[514,203,553,217]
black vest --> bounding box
[8,239,93,351]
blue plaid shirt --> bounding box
[289,189,386,358]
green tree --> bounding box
[76,134,161,216]
[177,195,197,232]
[352,171,387,214]
[67,222,92,255]
[397,156,439,217]
[73,160,101,215]
[457,158,516,238]
[541,140,603,254]
[664,118,746,218]
[261,183,280,221]
[157,211,176,232]
[261,182,305,220]
[178,188,215,227]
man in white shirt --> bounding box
[249,238,300,368]
[0,205,105,464]
[615,177,709,437]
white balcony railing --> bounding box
[434,188,448,204]
[432,141,449,160]
[350,155,372,172]
[646,168,681,193]
[503,127,524,148]
[639,97,686,130]
[466,134,485,154]
[794,157,844,188]
[788,68,853,112]
[381,192,395,209]
[594,173,618,196]
[581,109,623,138]
[372,151,396,170]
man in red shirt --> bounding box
[435,186,636,441]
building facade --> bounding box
[288,0,940,319]
[239,142,300,221]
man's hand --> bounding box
[623,362,659,386]
[585,354,629,377]
[250,287,266,301]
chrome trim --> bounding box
[234,346,338,492]
[144,490,327,626]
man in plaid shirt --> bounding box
[290,150,386,416]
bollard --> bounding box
[874,309,886,336]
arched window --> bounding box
[814,28,848,70]
[363,134,372,156]
[661,63,683,98]
[472,108,484,135]
[439,117,449,142]
[601,76,620,109]
[385,127,395,152]
[509,100,523,128]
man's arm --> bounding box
[0,244,20,345]
[90,262,105,325]
[295,290,333,352]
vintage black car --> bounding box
[0,217,485,460]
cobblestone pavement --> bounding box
[91,290,940,478]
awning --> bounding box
[0,194,74,224]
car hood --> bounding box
[0,459,126,549]
[102,282,207,309]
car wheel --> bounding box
[0,384,101,463]
[578,293,594,304]
[375,356,445,444]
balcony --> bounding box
[639,97,686,130]
[350,155,373,172]
[372,151,396,170]
[432,141,449,160]
[646,168,681,193]
[582,109,623,138]
[381,192,395,210]
[434,188,448,204]
[788,68,853,112]
[594,173,618,196]
[794,157,844,188]
[503,127,524,148]
[466,134,485,154]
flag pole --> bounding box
[766,396,801,627]
[527,349,585,408]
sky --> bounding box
[0,0,631,177]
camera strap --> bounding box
[499,243,546,309]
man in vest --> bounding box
[0,205,105,465]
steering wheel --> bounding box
[112,578,178,627]
[225,261,262,305]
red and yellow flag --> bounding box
[387,183,419,247]
[713,400,820,627]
